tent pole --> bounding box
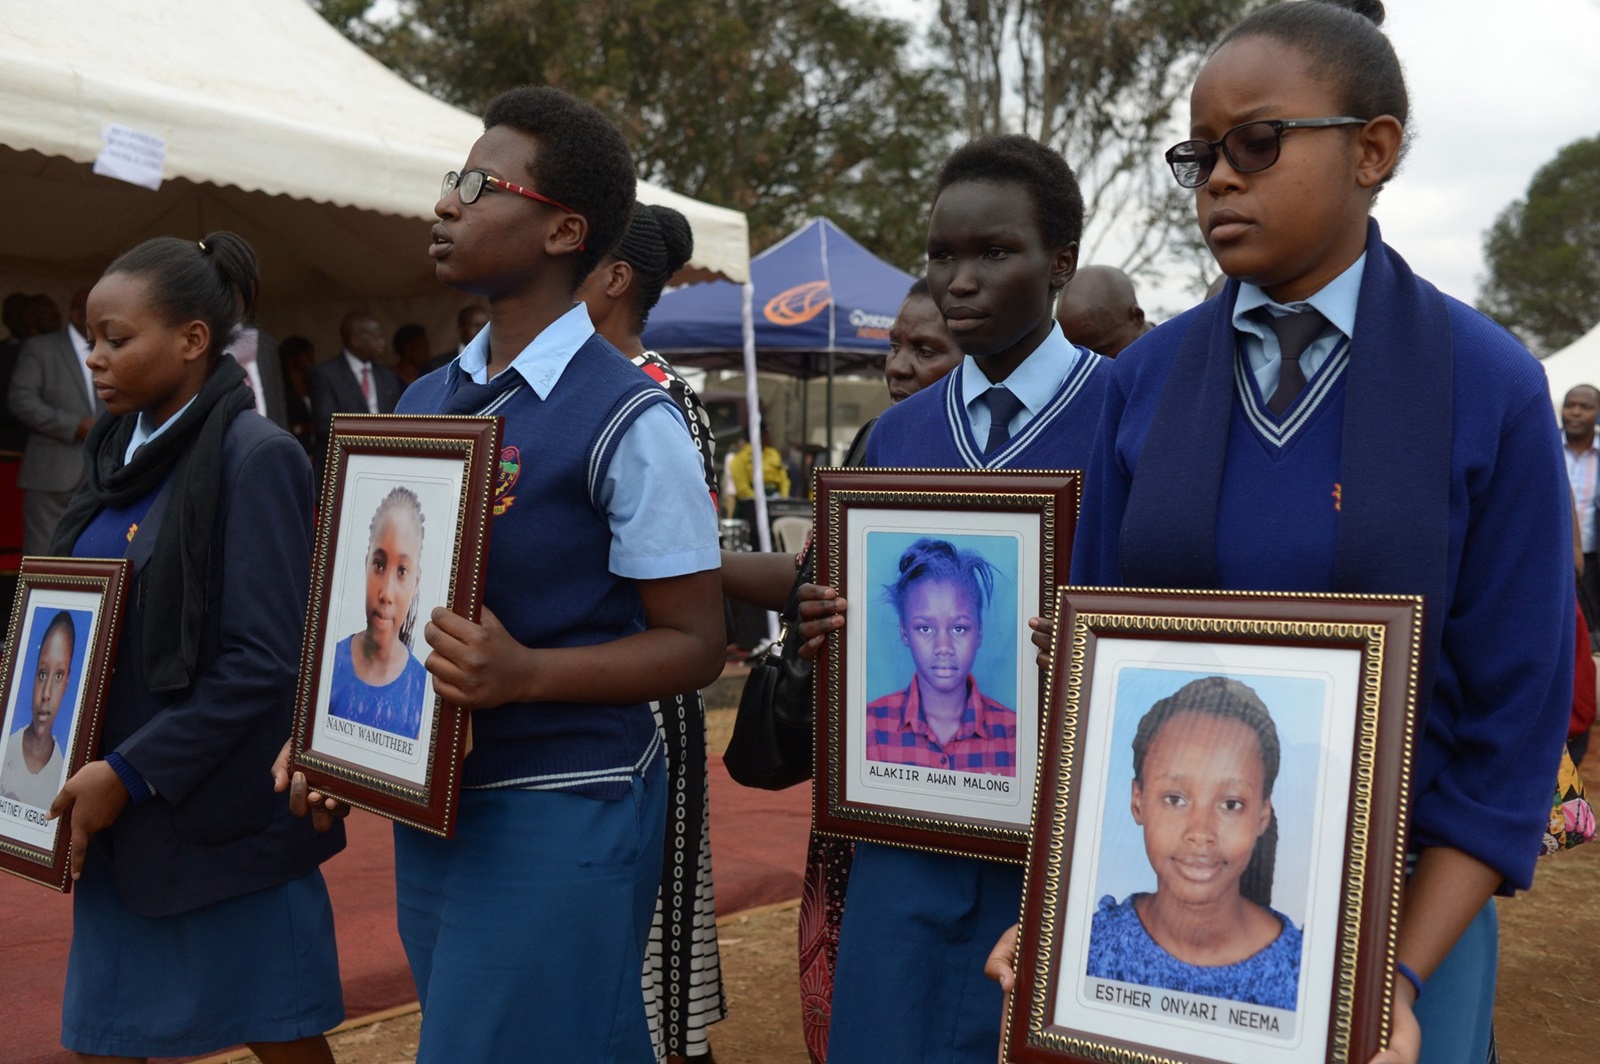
[741,280,779,644]
[800,356,810,448]
[826,350,836,458]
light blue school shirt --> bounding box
[1234,252,1367,397]
[960,322,1086,443]
[457,303,719,580]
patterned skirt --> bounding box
[799,832,855,1064]
[646,692,726,1058]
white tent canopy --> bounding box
[0,0,748,347]
[1544,320,1600,414]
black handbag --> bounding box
[722,550,816,790]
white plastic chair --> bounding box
[771,515,814,555]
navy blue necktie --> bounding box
[438,364,522,416]
[982,386,1027,455]
[1262,308,1328,415]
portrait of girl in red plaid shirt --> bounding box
[864,536,1018,777]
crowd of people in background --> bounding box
[0,2,1583,1064]
[0,255,1158,563]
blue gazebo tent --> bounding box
[643,217,915,447]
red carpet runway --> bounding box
[0,756,812,1064]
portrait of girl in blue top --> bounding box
[1087,676,1301,1011]
[327,486,428,740]
[866,537,1017,776]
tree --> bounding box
[931,0,1260,278]
[311,0,955,269]
[1479,134,1600,356]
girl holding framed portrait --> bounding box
[995,4,1573,1062]
[299,86,726,1064]
[807,134,1111,1064]
[47,231,345,1062]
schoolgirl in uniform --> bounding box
[48,231,344,1063]
[717,276,965,1064]
[992,4,1571,1061]
[388,86,725,1063]
[577,202,727,1064]
[813,134,1110,1064]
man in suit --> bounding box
[224,326,290,431]
[7,289,101,555]
[0,291,39,453]
[1563,383,1600,635]
[425,304,489,374]
[308,311,402,478]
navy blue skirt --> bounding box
[829,842,1023,1064]
[395,766,667,1063]
[62,866,343,1056]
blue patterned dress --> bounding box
[327,635,428,740]
[1087,894,1302,1011]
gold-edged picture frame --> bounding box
[0,557,129,891]
[1006,586,1422,1064]
[812,467,1080,863]
[289,414,500,837]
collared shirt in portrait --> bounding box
[865,675,1017,776]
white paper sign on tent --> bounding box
[92,124,166,191]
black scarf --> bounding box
[51,357,257,692]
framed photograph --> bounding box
[290,414,501,837]
[1005,587,1423,1064]
[0,558,129,891]
[812,467,1080,863]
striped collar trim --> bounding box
[948,355,1101,469]
[1234,337,1350,450]
[472,381,524,417]
[463,727,663,792]
[587,388,666,501]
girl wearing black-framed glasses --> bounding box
[990,5,1572,1064]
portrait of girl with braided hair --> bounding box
[1087,674,1305,1012]
[327,485,430,741]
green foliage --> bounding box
[933,0,1260,277]
[310,0,954,270]
[311,0,1266,285]
[1479,134,1600,356]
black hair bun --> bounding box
[1321,0,1385,25]
[650,205,694,276]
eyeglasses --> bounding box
[1164,117,1368,188]
[441,169,581,215]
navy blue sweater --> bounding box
[1073,276,1572,891]
[864,348,1108,470]
[398,337,675,798]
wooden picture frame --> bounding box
[1006,587,1423,1064]
[813,467,1080,863]
[289,414,500,837]
[0,557,130,891]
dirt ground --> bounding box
[202,678,1600,1064]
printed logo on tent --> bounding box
[764,281,832,326]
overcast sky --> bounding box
[860,0,1600,319]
